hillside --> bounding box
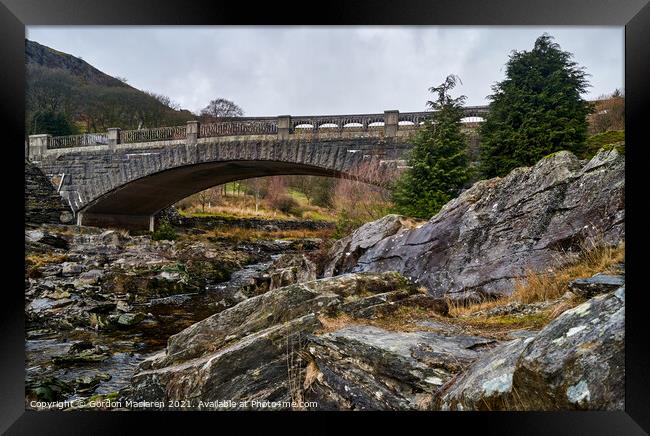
[26,39,131,88]
[25,39,195,135]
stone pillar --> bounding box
[277,115,291,140]
[28,134,51,160]
[384,110,399,138]
[186,120,199,145]
[107,128,121,149]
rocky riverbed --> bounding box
[25,149,625,411]
[25,221,324,409]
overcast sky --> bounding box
[26,26,623,116]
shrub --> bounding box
[151,220,177,241]
[273,195,301,216]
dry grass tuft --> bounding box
[511,242,624,304]
[25,252,68,269]
[202,226,334,243]
[447,242,624,324]
[317,313,357,333]
[303,360,322,391]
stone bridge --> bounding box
[27,107,487,230]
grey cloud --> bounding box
[26,26,623,116]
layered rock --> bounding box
[123,272,447,409]
[303,325,495,410]
[511,286,625,410]
[325,149,624,299]
[323,214,414,277]
[440,286,624,411]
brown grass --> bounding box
[447,242,624,321]
[313,243,624,340]
[25,252,69,269]
[201,226,335,242]
[511,242,624,304]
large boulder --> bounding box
[303,325,495,410]
[123,272,422,408]
[323,214,414,277]
[511,286,625,410]
[439,334,535,410]
[328,149,624,299]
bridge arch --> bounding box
[35,137,412,230]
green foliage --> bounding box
[333,209,367,239]
[392,75,470,219]
[28,110,78,136]
[311,178,336,208]
[479,34,592,178]
[584,130,624,158]
[274,195,301,216]
[151,221,177,241]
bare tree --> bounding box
[147,91,181,111]
[333,159,399,234]
[200,98,244,121]
[588,90,625,134]
[196,188,216,213]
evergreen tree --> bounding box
[28,110,78,136]
[479,34,591,177]
[392,75,469,219]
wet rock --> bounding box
[327,150,624,299]
[117,312,145,327]
[26,376,73,402]
[61,262,84,276]
[267,254,317,291]
[53,341,110,365]
[439,333,535,410]
[303,325,495,410]
[511,287,625,410]
[25,228,69,250]
[74,375,101,393]
[568,274,624,298]
[323,214,412,277]
[27,297,74,313]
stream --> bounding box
[25,223,328,409]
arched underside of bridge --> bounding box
[78,160,353,230]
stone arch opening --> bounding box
[77,159,382,230]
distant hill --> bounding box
[25,39,195,135]
[26,39,131,88]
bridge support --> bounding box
[77,212,155,232]
[277,115,291,140]
[186,121,199,145]
[384,110,398,137]
[107,128,121,149]
[28,134,51,160]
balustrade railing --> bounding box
[33,106,490,154]
[121,125,187,144]
[199,119,277,137]
[49,133,109,149]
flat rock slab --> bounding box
[568,274,624,298]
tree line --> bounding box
[25,64,247,137]
[391,33,624,219]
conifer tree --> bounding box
[479,34,591,177]
[392,75,469,219]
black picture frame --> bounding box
[2,0,648,434]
